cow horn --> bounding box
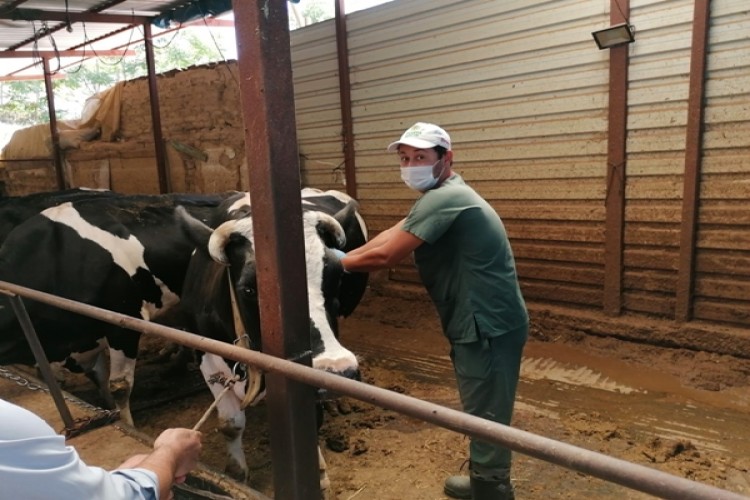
[306,211,346,249]
[208,218,254,265]
[241,366,263,409]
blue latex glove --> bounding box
[330,248,350,273]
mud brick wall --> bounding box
[64,61,248,194]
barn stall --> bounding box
[3,0,748,352]
[1,0,750,498]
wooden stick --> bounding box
[192,378,237,431]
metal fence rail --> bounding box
[0,279,745,500]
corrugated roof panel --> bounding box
[0,0,201,79]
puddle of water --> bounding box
[522,341,749,412]
[521,356,640,394]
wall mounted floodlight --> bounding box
[592,23,635,49]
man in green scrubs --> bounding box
[340,122,528,499]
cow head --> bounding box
[176,191,366,482]
[176,198,360,387]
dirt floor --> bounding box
[66,293,750,499]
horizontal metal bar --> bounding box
[0,8,151,24]
[0,279,744,500]
[0,50,136,58]
[0,74,62,81]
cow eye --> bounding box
[243,287,256,296]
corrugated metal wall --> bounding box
[624,0,696,318]
[294,0,614,307]
[290,0,749,329]
[291,21,348,189]
[692,0,750,325]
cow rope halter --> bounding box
[227,270,263,409]
[192,366,245,431]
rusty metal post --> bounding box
[7,294,74,429]
[143,22,170,194]
[231,1,320,498]
[603,0,630,316]
[335,0,357,199]
[675,0,711,321]
[42,57,66,190]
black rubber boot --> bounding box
[470,475,515,500]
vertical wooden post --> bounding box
[603,1,631,316]
[675,0,711,321]
[42,57,66,190]
[143,22,170,194]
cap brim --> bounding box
[387,137,440,152]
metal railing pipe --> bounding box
[6,293,74,428]
[0,280,744,500]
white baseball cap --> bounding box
[387,122,452,152]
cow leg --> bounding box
[200,353,248,482]
[68,340,115,409]
[108,348,137,426]
[318,445,331,497]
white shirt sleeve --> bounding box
[0,399,160,500]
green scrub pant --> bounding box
[450,324,528,477]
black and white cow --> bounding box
[0,192,225,421]
[0,188,368,488]
[0,189,223,394]
[175,188,369,483]
[0,188,120,245]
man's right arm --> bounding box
[120,428,203,499]
[341,219,423,273]
[346,218,406,257]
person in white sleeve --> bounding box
[0,398,203,500]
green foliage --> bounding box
[289,0,334,29]
[0,80,49,125]
[302,0,332,24]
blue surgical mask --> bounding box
[400,161,442,192]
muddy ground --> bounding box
[72,293,750,499]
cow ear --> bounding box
[306,211,346,249]
[175,205,213,250]
[333,200,359,229]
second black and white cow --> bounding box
[175,188,369,483]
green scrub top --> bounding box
[402,174,528,344]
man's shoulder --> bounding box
[426,175,480,204]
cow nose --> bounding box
[340,366,361,381]
[316,367,360,401]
